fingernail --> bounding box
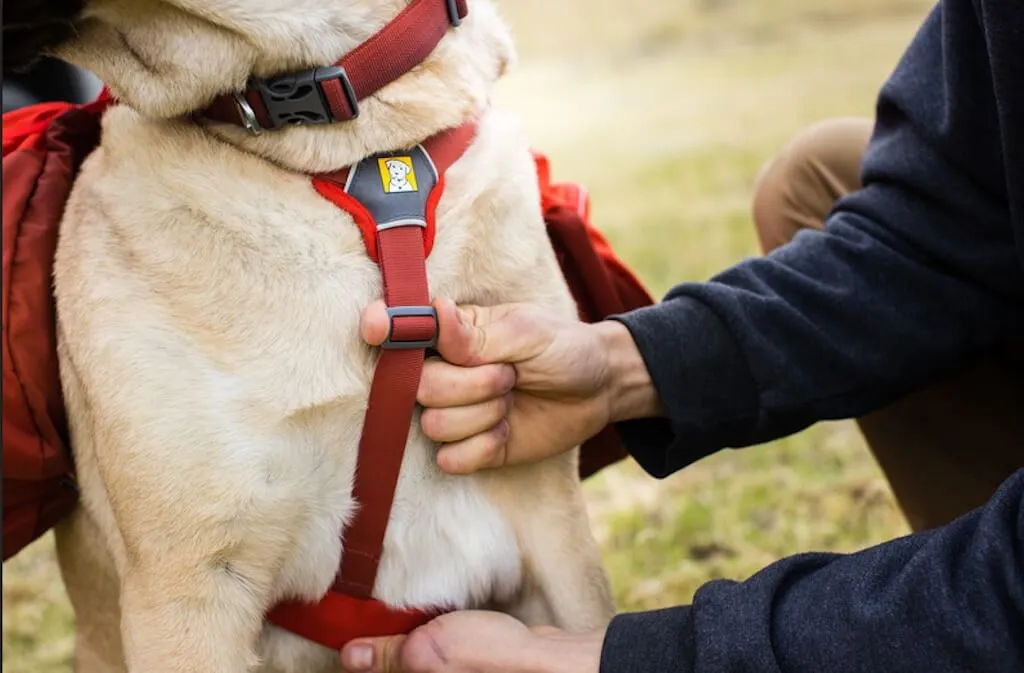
[342,644,374,671]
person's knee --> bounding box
[752,117,873,253]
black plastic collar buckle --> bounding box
[240,65,359,133]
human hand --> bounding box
[339,610,606,673]
[361,298,662,474]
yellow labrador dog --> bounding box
[47,0,614,671]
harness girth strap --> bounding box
[336,227,433,597]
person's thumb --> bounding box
[360,298,550,367]
[340,636,408,673]
[433,298,513,366]
[359,300,396,347]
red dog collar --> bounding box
[200,0,467,134]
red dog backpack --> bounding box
[1,92,654,561]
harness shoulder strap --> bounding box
[314,119,479,598]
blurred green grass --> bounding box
[3,0,933,669]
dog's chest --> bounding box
[135,162,524,611]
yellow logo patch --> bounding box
[377,156,419,194]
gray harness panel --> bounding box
[345,145,438,229]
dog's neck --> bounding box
[56,0,512,173]
[196,0,490,173]
[195,56,490,174]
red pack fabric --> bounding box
[2,93,111,560]
[0,98,651,561]
[532,152,656,478]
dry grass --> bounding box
[3,0,935,669]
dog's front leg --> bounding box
[76,397,313,672]
[55,325,319,672]
[481,456,616,633]
[118,548,270,672]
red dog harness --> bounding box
[204,0,473,651]
[265,121,478,648]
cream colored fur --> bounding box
[49,0,615,671]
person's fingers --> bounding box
[340,636,408,673]
[343,612,560,673]
[420,395,512,443]
[399,626,456,673]
[418,359,515,408]
[342,627,458,673]
[435,420,510,474]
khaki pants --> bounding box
[752,117,1024,532]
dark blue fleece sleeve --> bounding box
[611,0,1024,477]
[600,469,1024,673]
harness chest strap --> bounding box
[264,119,479,649]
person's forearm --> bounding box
[608,0,1023,479]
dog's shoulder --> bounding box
[429,108,577,316]
[65,104,370,281]
[56,105,381,416]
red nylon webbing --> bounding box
[334,225,433,597]
[201,0,468,129]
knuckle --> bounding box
[500,363,517,390]
[492,393,512,419]
[376,637,407,673]
[483,364,515,398]
[481,365,504,396]
[482,438,501,462]
[495,418,511,441]
[471,324,489,362]
[459,304,480,326]
[481,422,509,464]
[402,626,448,673]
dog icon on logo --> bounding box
[378,156,418,193]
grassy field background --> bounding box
[3,0,935,668]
